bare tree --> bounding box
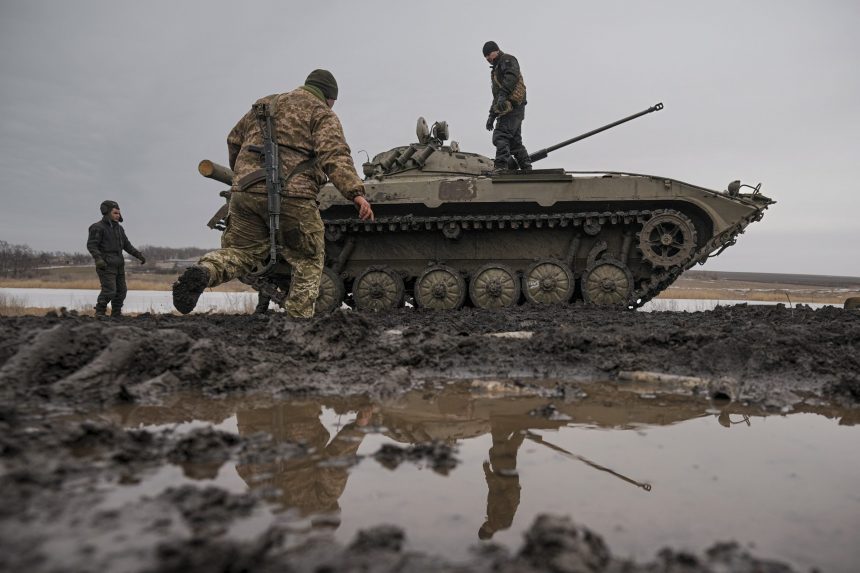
[0,240,211,276]
[0,240,39,277]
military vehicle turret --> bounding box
[199,103,774,312]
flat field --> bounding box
[0,265,253,292]
[1,266,858,304]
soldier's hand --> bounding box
[493,100,512,116]
[138,256,146,265]
[354,195,375,221]
[94,258,107,270]
[486,115,495,131]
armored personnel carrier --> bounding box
[199,103,774,312]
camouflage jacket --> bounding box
[227,87,365,201]
[87,216,142,262]
[490,51,527,109]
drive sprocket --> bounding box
[637,210,697,268]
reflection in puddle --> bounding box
[102,382,860,573]
[236,402,370,521]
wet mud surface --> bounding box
[1,304,858,572]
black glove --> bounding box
[95,258,107,270]
[486,115,496,131]
[138,255,146,265]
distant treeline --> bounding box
[135,245,210,262]
[0,240,208,277]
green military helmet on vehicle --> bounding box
[199,103,774,312]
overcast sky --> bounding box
[1,0,858,276]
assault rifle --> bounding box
[252,101,281,276]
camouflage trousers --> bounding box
[198,192,325,318]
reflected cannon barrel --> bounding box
[198,159,234,185]
[529,102,664,163]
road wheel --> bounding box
[353,266,405,312]
[581,258,633,307]
[523,259,574,305]
[415,265,467,310]
[469,263,520,309]
[315,267,345,313]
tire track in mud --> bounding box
[1,304,857,411]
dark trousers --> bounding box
[255,292,271,313]
[255,277,291,313]
[492,106,531,169]
[96,256,127,312]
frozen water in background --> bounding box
[1,287,836,315]
[639,298,831,312]
[0,287,258,314]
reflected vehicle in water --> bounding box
[105,381,857,543]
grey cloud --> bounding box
[1,0,858,275]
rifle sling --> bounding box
[237,157,317,193]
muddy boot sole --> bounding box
[172,266,210,314]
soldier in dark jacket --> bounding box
[483,41,532,172]
[86,200,145,317]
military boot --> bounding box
[94,306,108,320]
[514,153,532,171]
[111,307,124,319]
[485,162,509,176]
[172,265,211,314]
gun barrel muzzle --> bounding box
[198,159,234,186]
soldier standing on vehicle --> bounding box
[483,41,532,172]
[86,200,145,318]
[172,69,374,318]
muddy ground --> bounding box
[1,303,858,572]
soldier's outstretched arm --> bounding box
[122,234,145,263]
[311,112,365,202]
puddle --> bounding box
[95,383,860,573]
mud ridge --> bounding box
[1,304,857,411]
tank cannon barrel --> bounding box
[529,102,663,163]
[198,159,234,185]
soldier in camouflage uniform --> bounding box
[86,200,145,318]
[483,41,532,172]
[173,69,374,318]
[235,400,372,525]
